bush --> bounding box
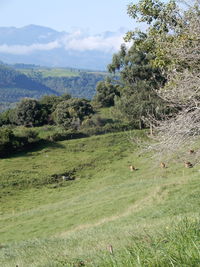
[0,126,40,158]
[54,98,94,129]
[46,130,87,142]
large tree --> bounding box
[15,98,44,127]
[54,98,94,129]
[107,33,167,128]
[94,77,120,107]
[124,0,200,161]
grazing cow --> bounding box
[189,149,195,154]
[184,161,193,168]
[129,165,136,171]
[107,244,114,254]
[160,162,166,168]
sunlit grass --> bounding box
[0,130,200,266]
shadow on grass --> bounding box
[5,140,65,160]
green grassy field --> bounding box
[0,131,200,266]
[18,67,108,78]
[18,68,80,78]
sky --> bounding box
[0,0,136,34]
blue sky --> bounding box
[0,0,137,33]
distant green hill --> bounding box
[15,65,107,99]
[0,64,59,110]
[0,63,108,111]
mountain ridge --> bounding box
[0,24,125,70]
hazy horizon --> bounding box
[0,0,137,34]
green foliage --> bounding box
[108,42,166,126]
[0,109,12,126]
[127,0,178,32]
[39,94,72,124]
[42,72,106,99]
[15,98,44,127]
[105,0,187,127]
[94,77,120,107]
[54,98,94,129]
[0,64,58,106]
[0,126,40,157]
[0,127,16,156]
[39,94,71,112]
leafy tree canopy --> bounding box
[54,98,94,129]
[15,98,44,127]
[94,77,120,107]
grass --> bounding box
[18,67,108,78]
[0,130,200,266]
[18,68,80,78]
[37,68,80,78]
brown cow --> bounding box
[129,165,136,171]
[189,149,195,154]
[184,161,193,168]
[160,162,166,168]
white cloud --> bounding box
[61,33,125,52]
[0,41,60,55]
[0,30,127,55]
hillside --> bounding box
[0,64,59,110]
[15,65,107,99]
[0,131,199,266]
[0,64,107,111]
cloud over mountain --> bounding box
[61,31,124,52]
[0,41,60,55]
[0,25,127,69]
[0,29,124,54]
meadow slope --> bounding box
[0,131,200,266]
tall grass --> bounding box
[98,218,200,267]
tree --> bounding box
[54,98,94,129]
[39,94,71,124]
[147,1,200,160]
[15,98,44,127]
[94,77,120,107]
[107,36,167,127]
[125,0,200,162]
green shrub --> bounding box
[0,126,40,158]
[46,130,87,142]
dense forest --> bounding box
[0,64,107,111]
[0,64,58,110]
[32,72,106,99]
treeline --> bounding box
[93,0,191,129]
[0,92,131,157]
[0,94,93,127]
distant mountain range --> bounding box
[0,25,126,70]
